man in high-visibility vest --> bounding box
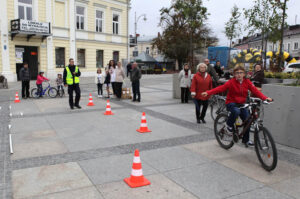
[63,58,81,109]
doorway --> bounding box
[16,46,39,81]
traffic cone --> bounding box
[136,112,151,133]
[103,100,114,115]
[87,93,95,106]
[124,149,151,188]
[14,92,20,103]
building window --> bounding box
[96,10,103,32]
[269,45,273,51]
[76,6,85,30]
[294,42,298,50]
[96,50,104,68]
[18,0,33,20]
[113,51,119,62]
[113,14,119,35]
[133,51,138,57]
[146,47,150,54]
[55,47,65,68]
[288,43,291,52]
[77,49,85,67]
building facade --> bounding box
[130,35,159,59]
[0,0,129,82]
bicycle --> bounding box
[57,85,65,97]
[31,82,58,98]
[214,97,277,171]
[210,95,227,121]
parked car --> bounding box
[283,62,300,73]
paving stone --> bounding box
[183,140,251,161]
[11,117,52,134]
[142,146,210,172]
[164,162,263,199]
[79,153,158,185]
[32,186,103,199]
[227,187,294,199]
[218,153,300,185]
[12,162,93,199]
[97,174,197,199]
[12,130,58,144]
[270,176,300,199]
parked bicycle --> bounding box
[214,97,277,171]
[31,82,58,98]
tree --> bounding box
[224,4,241,67]
[243,0,288,69]
[152,0,217,71]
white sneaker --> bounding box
[100,95,103,98]
[98,95,101,98]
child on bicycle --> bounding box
[95,68,104,97]
[36,71,49,97]
[56,74,64,93]
[202,65,272,147]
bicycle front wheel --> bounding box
[254,127,277,171]
[48,87,58,98]
[214,113,234,149]
[211,98,226,121]
[31,88,39,98]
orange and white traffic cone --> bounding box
[124,149,151,188]
[87,93,95,106]
[136,112,151,133]
[103,100,114,115]
[14,92,20,103]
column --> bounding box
[0,0,15,82]
[69,0,76,61]
[46,0,56,79]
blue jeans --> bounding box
[226,103,250,143]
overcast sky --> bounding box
[129,0,300,46]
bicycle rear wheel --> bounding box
[48,87,58,98]
[31,88,39,98]
[254,127,277,171]
[214,113,234,149]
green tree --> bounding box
[152,0,217,71]
[224,4,241,67]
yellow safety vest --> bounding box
[66,66,80,85]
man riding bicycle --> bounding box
[202,65,272,147]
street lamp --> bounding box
[134,12,147,44]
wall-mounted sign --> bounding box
[11,19,50,34]
[15,48,24,63]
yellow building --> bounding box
[0,0,130,82]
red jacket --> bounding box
[190,72,213,100]
[36,75,49,85]
[207,78,267,104]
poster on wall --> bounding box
[15,48,24,63]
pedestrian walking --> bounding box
[190,63,213,124]
[104,69,111,98]
[63,58,81,109]
[178,63,192,103]
[19,62,31,99]
[115,61,126,99]
[95,68,104,97]
[36,71,49,97]
[204,59,219,86]
[130,62,142,102]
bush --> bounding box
[264,71,299,79]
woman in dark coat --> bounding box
[250,63,264,90]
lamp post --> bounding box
[134,12,147,44]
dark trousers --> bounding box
[68,84,81,107]
[115,82,123,99]
[195,99,208,120]
[132,81,140,101]
[22,80,30,98]
[226,103,250,143]
[57,85,64,91]
[111,82,116,94]
[37,84,43,97]
[181,87,189,103]
[97,83,103,95]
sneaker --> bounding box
[75,105,82,109]
[243,141,254,148]
[100,95,103,98]
[98,95,101,98]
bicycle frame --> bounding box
[40,83,51,96]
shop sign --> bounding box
[11,19,50,34]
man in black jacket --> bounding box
[63,58,81,109]
[204,59,219,87]
[214,61,224,78]
[130,62,142,102]
[19,62,31,99]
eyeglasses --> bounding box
[235,72,244,75]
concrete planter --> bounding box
[282,79,298,84]
[262,84,300,149]
[264,78,283,84]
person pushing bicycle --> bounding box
[202,65,272,147]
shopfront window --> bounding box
[18,0,33,20]
[76,6,85,30]
[77,49,86,67]
[55,47,65,68]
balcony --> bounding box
[10,19,52,42]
